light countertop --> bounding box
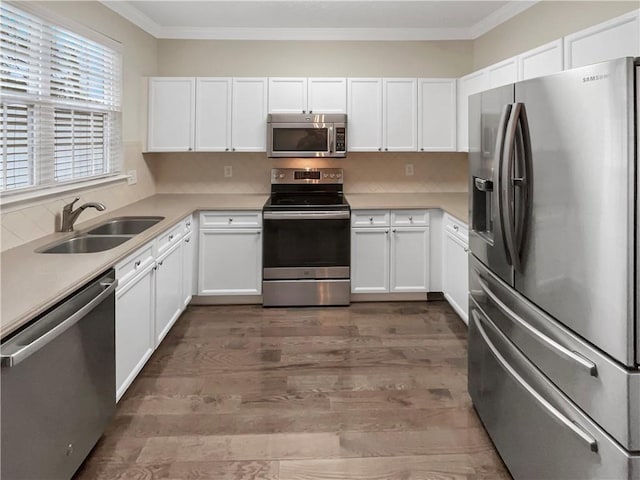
[1,191,468,340]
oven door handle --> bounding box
[263,211,350,220]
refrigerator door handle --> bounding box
[471,308,599,453]
[514,103,533,267]
[476,277,598,377]
[500,103,521,271]
[495,104,513,264]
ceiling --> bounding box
[100,0,538,40]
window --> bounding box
[0,2,122,194]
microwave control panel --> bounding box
[335,127,346,152]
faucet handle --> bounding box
[64,197,80,211]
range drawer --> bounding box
[391,210,430,227]
[200,211,262,228]
[351,210,390,227]
[116,242,154,286]
[157,222,183,255]
[444,213,468,242]
[470,255,640,450]
[468,302,639,480]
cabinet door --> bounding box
[457,70,490,152]
[195,77,232,151]
[232,78,268,152]
[268,77,307,113]
[308,78,347,113]
[182,232,194,308]
[487,57,518,89]
[390,227,429,292]
[418,78,456,152]
[564,10,640,69]
[518,39,564,81]
[443,231,469,324]
[347,78,383,151]
[383,78,417,151]
[115,265,154,401]
[155,242,183,346]
[351,227,390,293]
[147,77,195,152]
[199,229,262,295]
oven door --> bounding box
[263,210,350,279]
[268,123,332,158]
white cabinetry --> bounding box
[232,78,268,152]
[115,243,155,401]
[147,77,195,152]
[347,78,417,152]
[487,57,518,88]
[442,214,469,324]
[518,39,564,81]
[154,230,184,345]
[182,217,194,307]
[195,78,232,151]
[351,210,430,293]
[198,211,262,295]
[268,77,346,114]
[417,79,456,152]
[564,10,640,69]
[456,70,490,152]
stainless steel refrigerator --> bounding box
[468,57,640,479]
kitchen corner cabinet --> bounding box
[198,211,262,295]
[347,78,417,152]
[418,79,456,152]
[442,214,469,324]
[147,77,195,152]
[268,77,347,114]
[351,210,430,293]
[563,9,640,69]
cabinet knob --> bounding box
[453,225,459,231]
[369,217,373,223]
[229,218,233,223]
[225,148,229,152]
[385,230,389,234]
[392,229,397,233]
[232,147,236,152]
[158,260,164,266]
[420,148,424,151]
[186,221,191,228]
[464,247,469,253]
[302,110,306,114]
[185,237,190,243]
[188,147,193,151]
[409,216,413,222]
[384,148,388,151]
[134,260,141,269]
[378,147,382,151]
[256,231,261,235]
[309,110,313,114]
[169,234,174,241]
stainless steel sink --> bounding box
[85,216,164,236]
[37,235,131,254]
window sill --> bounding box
[0,175,130,212]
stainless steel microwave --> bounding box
[267,113,347,158]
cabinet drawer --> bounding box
[444,213,468,242]
[391,210,430,227]
[157,222,183,255]
[116,241,155,286]
[200,211,262,228]
[351,210,390,227]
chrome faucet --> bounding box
[61,197,106,232]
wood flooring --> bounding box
[74,301,511,480]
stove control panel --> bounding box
[271,168,344,184]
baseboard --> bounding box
[191,295,263,305]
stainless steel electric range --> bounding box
[262,168,350,307]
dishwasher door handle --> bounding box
[0,276,118,368]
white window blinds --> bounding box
[0,2,121,193]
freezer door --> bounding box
[513,58,635,366]
[469,85,515,286]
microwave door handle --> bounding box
[328,126,334,154]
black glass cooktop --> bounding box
[264,192,349,210]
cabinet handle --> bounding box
[229,218,233,223]
[302,110,306,114]
[385,230,389,235]
[369,217,373,223]
[186,222,191,228]
[185,237,190,243]
[134,260,141,269]
[169,234,174,241]
[309,110,313,114]
[159,260,164,266]
[256,231,261,235]
[392,229,397,233]
[453,225,459,231]
[409,216,413,222]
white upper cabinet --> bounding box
[383,78,418,152]
[269,77,347,114]
[268,77,307,113]
[457,70,489,152]
[487,57,518,88]
[147,77,195,152]
[564,10,640,69]
[232,78,268,152]
[518,39,564,81]
[307,78,347,113]
[418,78,456,152]
[195,78,232,151]
[347,78,383,151]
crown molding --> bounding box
[469,0,538,39]
[100,1,538,41]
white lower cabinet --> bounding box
[442,214,469,324]
[115,260,155,401]
[351,210,430,294]
[198,211,262,295]
[182,232,194,307]
[155,240,184,345]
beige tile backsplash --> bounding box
[149,151,468,195]
[1,149,467,252]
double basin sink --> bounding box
[37,217,165,254]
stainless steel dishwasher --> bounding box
[1,270,117,479]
